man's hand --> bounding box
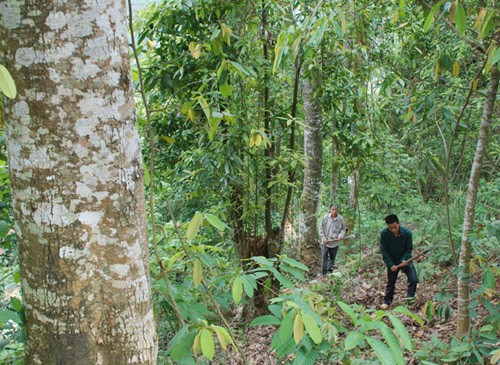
[390,265,398,272]
[399,260,408,268]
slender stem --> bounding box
[127,0,185,326]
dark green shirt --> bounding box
[380,226,413,267]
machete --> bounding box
[324,234,356,245]
[397,239,447,268]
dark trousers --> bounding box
[321,245,339,276]
[384,264,417,305]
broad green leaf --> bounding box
[302,313,322,344]
[279,310,295,346]
[483,268,495,289]
[269,268,294,289]
[387,313,413,351]
[452,61,460,77]
[490,348,500,364]
[230,61,249,77]
[200,328,215,360]
[204,213,225,231]
[294,346,320,365]
[491,47,500,67]
[187,108,195,122]
[479,11,495,40]
[454,1,466,36]
[279,265,306,281]
[250,315,282,326]
[337,301,358,326]
[10,297,22,313]
[0,64,16,99]
[168,326,197,361]
[193,259,202,287]
[344,331,364,351]
[281,257,309,272]
[393,306,424,325]
[380,324,405,365]
[366,336,396,365]
[0,309,21,324]
[241,275,256,298]
[232,276,243,304]
[293,312,304,344]
[423,0,443,32]
[399,0,405,18]
[252,256,275,268]
[219,83,232,98]
[186,212,204,240]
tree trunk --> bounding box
[457,66,499,337]
[0,1,158,363]
[349,170,360,210]
[298,78,323,269]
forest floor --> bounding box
[225,244,497,364]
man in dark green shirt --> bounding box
[380,214,417,309]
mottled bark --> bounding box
[0,1,157,364]
[299,79,323,269]
[348,170,360,210]
[457,66,499,337]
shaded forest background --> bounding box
[1,0,499,364]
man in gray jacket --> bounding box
[320,204,346,276]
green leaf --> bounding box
[454,1,466,36]
[200,328,215,360]
[392,306,424,326]
[387,313,413,351]
[0,309,22,325]
[302,313,322,344]
[491,47,500,67]
[186,212,204,240]
[281,257,309,272]
[344,331,364,351]
[278,310,295,346]
[269,268,294,289]
[380,323,405,365]
[366,336,396,365]
[204,213,225,231]
[10,297,22,313]
[423,1,443,32]
[219,83,232,98]
[230,61,249,77]
[241,275,256,298]
[280,265,306,281]
[250,315,282,326]
[293,346,320,365]
[166,325,197,361]
[232,276,243,304]
[193,259,202,288]
[252,256,275,268]
[0,64,16,99]
[337,301,358,326]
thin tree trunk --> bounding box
[457,66,499,337]
[299,78,323,269]
[0,1,157,363]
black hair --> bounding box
[384,214,399,224]
[329,204,338,209]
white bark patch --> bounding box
[78,211,103,228]
[45,11,67,30]
[75,118,98,137]
[33,203,75,227]
[71,58,101,80]
[0,2,22,29]
[109,264,130,277]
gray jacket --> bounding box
[321,214,346,248]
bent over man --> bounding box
[320,204,346,276]
[380,214,417,309]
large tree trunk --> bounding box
[457,66,499,337]
[298,78,323,269]
[0,1,158,364]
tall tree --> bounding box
[457,65,499,336]
[299,78,323,269]
[0,1,157,363]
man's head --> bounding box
[329,204,339,218]
[384,214,400,237]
